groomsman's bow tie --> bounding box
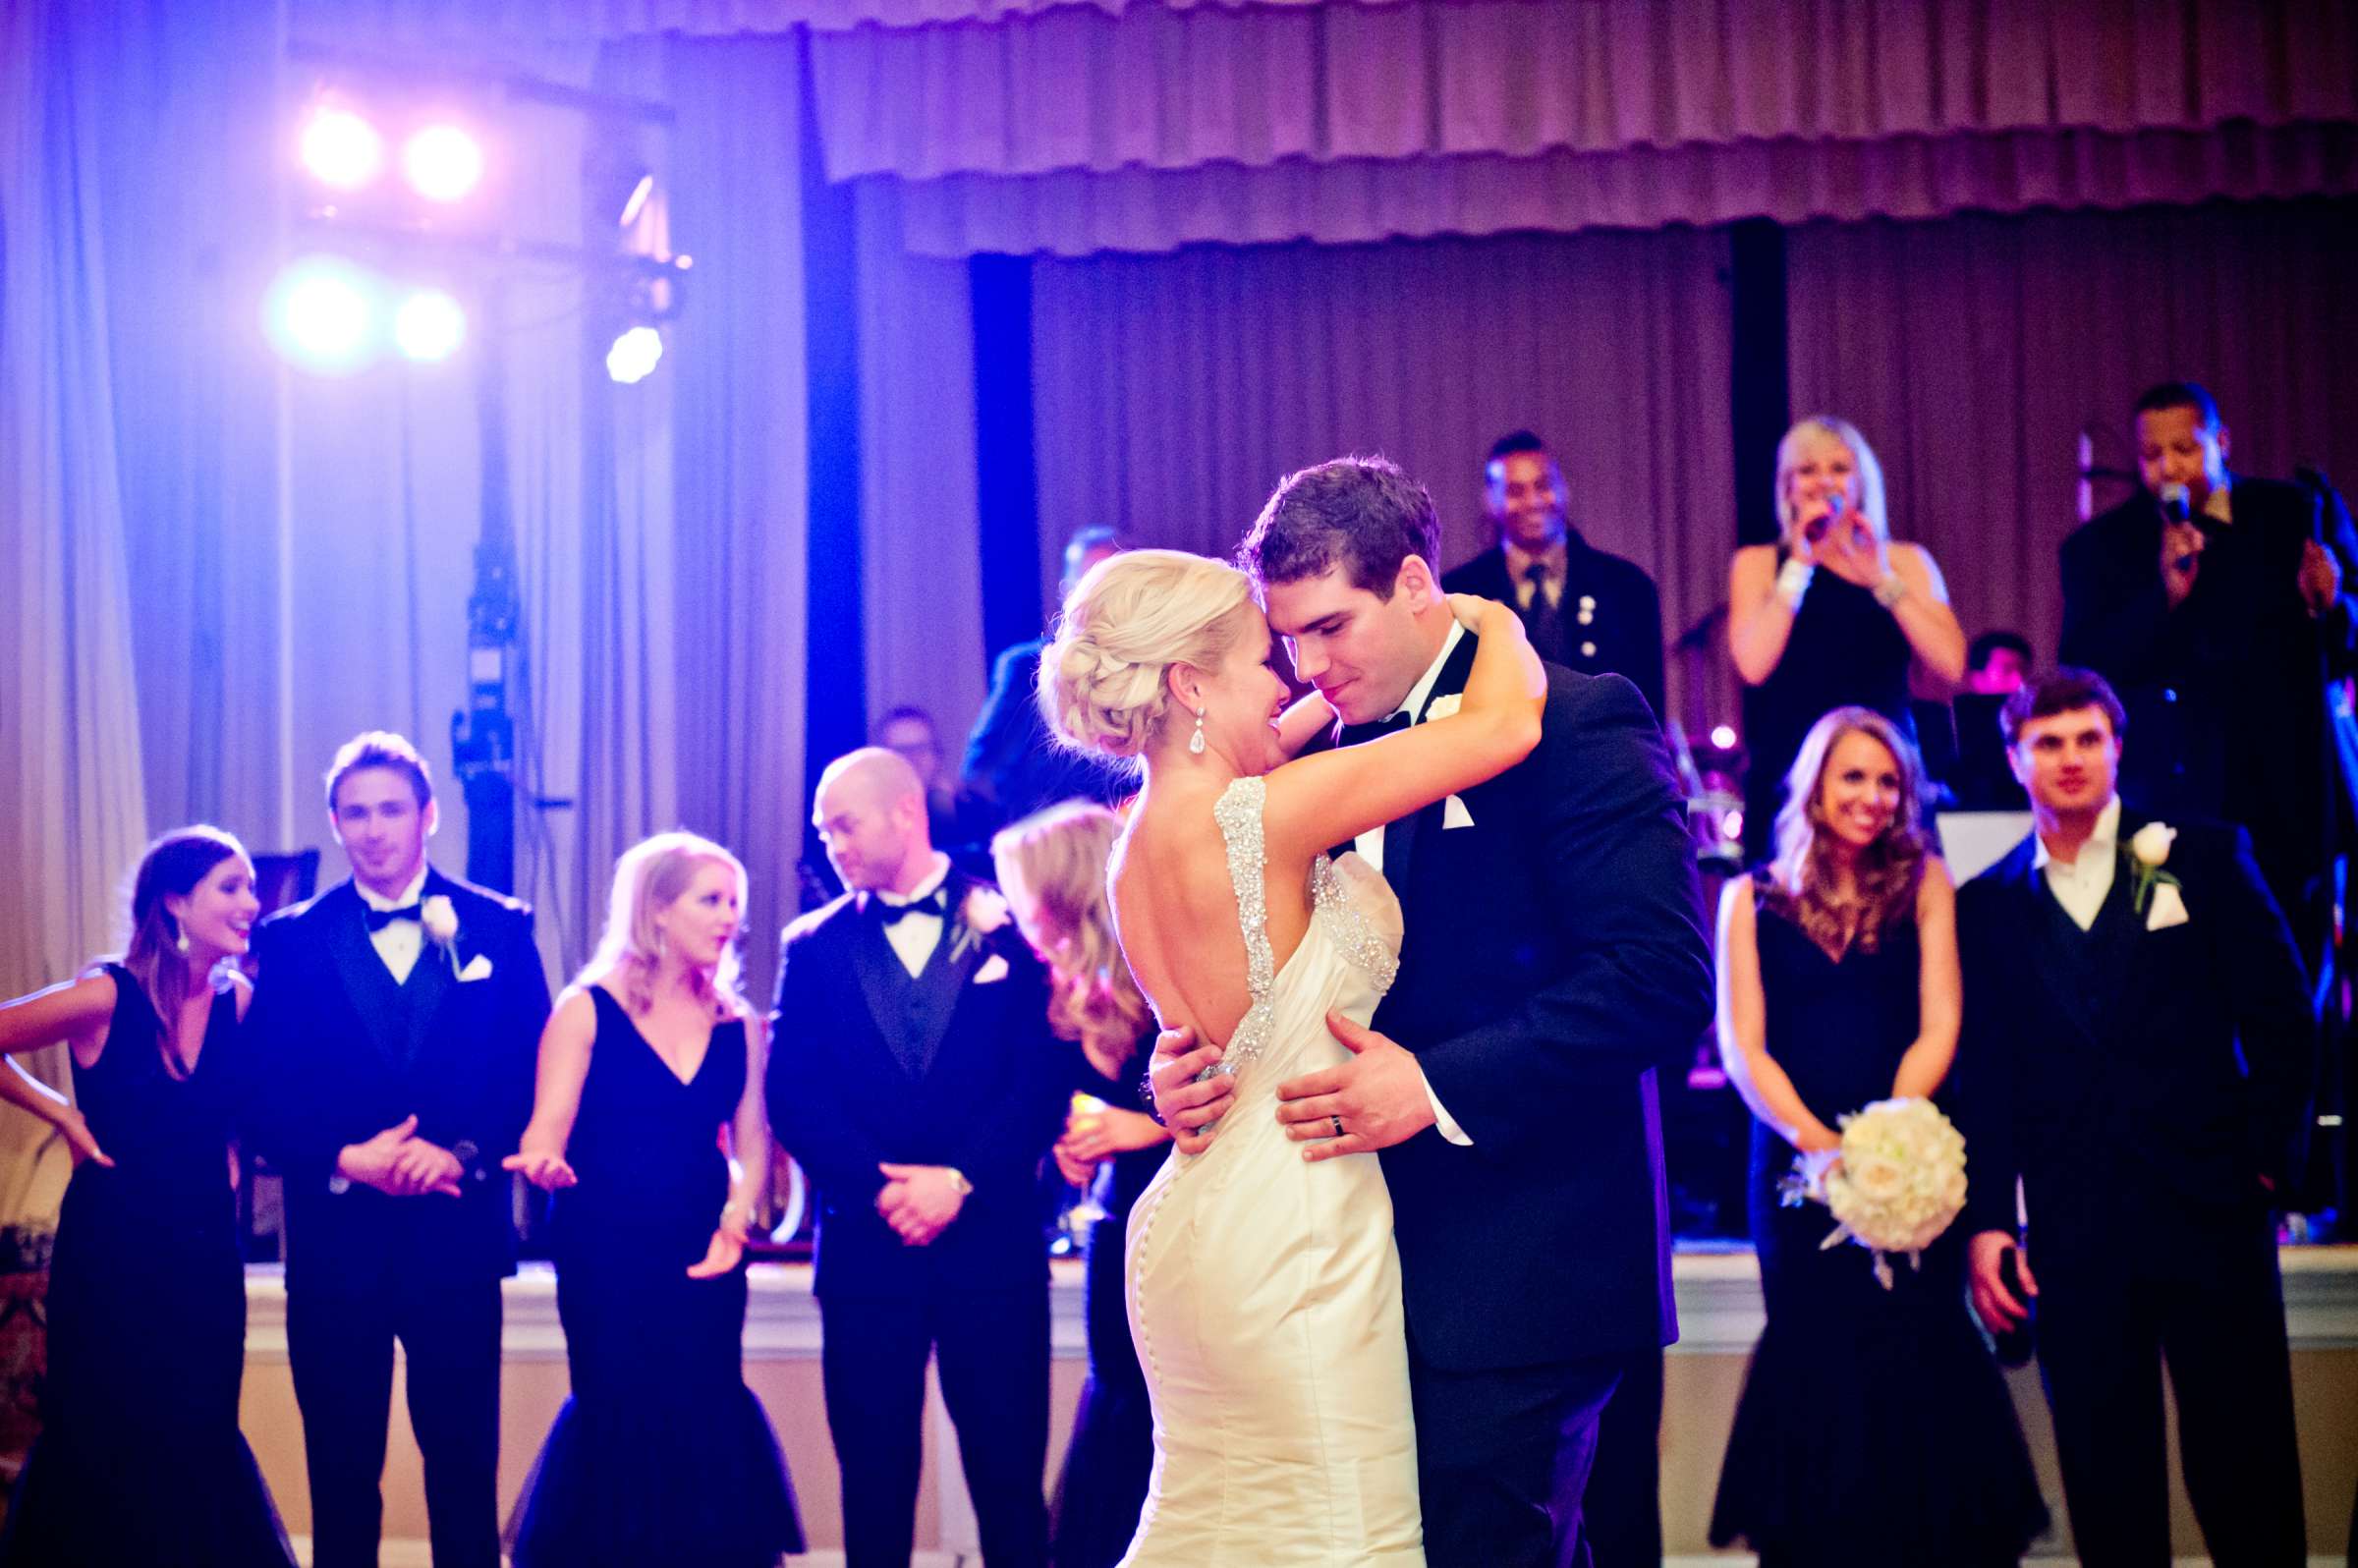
[874,888,951,927]
[365,903,422,932]
[1341,709,1416,747]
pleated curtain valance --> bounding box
[287,0,2358,253]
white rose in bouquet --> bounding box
[1795,1096,1969,1289]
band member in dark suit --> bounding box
[245,732,550,1568]
[959,527,1130,832]
[2059,380,2358,958]
[1158,456,1713,1568]
[1955,671,2311,1567]
[1443,429,1667,721]
[769,748,1068,1568]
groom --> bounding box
[1154,456,1712,1568]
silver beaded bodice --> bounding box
[1205,776,1400,1081]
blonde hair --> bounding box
[576,831,748,1019]
[1039,549,1257,761]
[1766,706,1931,959]
[1774,416,1889,548]
[991,803,1151,1065]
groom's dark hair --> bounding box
[1239,456,1441,600]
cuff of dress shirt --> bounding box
[1421,1070,1472,1147]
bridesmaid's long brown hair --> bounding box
[1765,707,1931,961]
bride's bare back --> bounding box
[1109,773,1317,1053]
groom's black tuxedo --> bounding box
[767,868,1067,1568]
[246,868,548,1568]
[1326,635,1712,1567]
[1953,814,2311,1564]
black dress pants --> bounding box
[1409,1335,1624,1568]
[819,1285,1051,1568]
[2035,1219,2305,1567]
[288,1268,503,1568]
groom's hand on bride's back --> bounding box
[1273,1013,1436,1161]
[1150,1027,1231,1154]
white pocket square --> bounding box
[2145,881,2189,930]
[972,953,1010,984]
[1441,794,1474,829]
[457,953,494,981]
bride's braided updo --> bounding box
[1039,549,1257,761]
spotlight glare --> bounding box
[619,173,655,228]
[605,326,663,384]
[265,258,378,374]
[301,108,385,190]
[402,124,485,203]
[1709,724,1737,750]
[393,291,467,363]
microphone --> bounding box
[2161,481,2198,575]
[1803,489,1846,545]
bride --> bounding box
[1039,548,1544,1566]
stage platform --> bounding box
[237,1245,2358,1562]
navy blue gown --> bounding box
[1,965,294,1567]
[1710,896,2047,1566]
[508,987,802,1568]
[1048,1042,1160,1568]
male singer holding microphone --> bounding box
[2060,380,2358,960]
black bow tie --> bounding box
[873,888,950,928]
[1340,710,1415,748]
[365,903,422,932]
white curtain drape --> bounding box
[0,0,158,1228]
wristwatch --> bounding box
[942,1167,974,1197]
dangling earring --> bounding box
[1188,708,1207,756]
[174,925,191,956]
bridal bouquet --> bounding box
[1781,1096,1968,1289]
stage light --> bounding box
[605,325,662,384]
[402,124,484,203]
[265,257,379,374]
[1710,724,1737,750]
[301,108,385,190]
[393,291,467,362]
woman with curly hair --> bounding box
[991,802,1166,1568]
[1709,707,2045,1566]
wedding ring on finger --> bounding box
[1330,1115,1345,1139]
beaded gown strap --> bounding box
[1209,776,1279,1076]
[1312,856,1400,994]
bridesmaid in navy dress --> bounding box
[1709,709,2046,1566]
[0,827,295,1567]
[990,803,1167,1568]
[504,831,801,1567]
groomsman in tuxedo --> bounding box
[1159,456,1712,1568]
[768,748,1068,1568]
[1955,671,2311,1566]
[1442,430,1666,721]
[246,732,549,1568]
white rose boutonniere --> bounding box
[950,886,1012,965]
[2124,822,2182,917]
[1422,694,1462,722]
[420,894,461,973]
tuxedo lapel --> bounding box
[324,883,411,1066]
[1385,633,1484,890]
[904,925,981,1080]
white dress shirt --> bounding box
[1345,619,1472,1146]
[873,853,953,979]
[2033,796,2122,932]
[358,866,431,983]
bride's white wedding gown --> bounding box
[1118,775,1422,1567]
